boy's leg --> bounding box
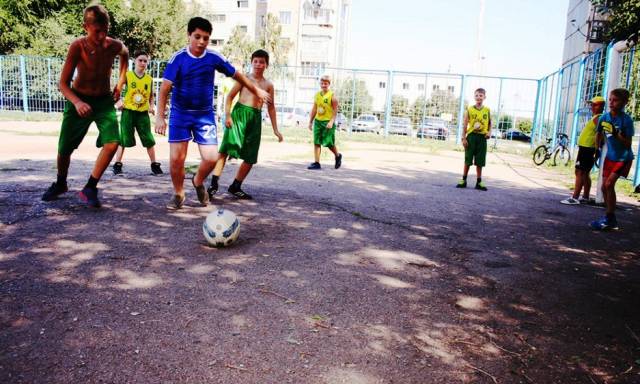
[147,146,157,163]
[228,161,254,199]
[115,146,125,163]
[194,144,218,186]
[581,170,591,199]
[170,142,189,196]
[571,169,583,199]
[474,135,488,190]
[314,145,322,163]
[235,162,253,182]
[208,153,227,198]
[603,173,619,216]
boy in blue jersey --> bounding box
[590,88,634,231]
[155,17,271,209]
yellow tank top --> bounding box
[123,70,152,112]
[314,90,334,121]
[577,114,601,148]
[466,105,491,136]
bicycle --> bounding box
[532,133,571,166]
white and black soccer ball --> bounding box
[203,208,240,247]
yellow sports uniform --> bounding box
[123,71,152,112]
[577,114,601,148]
[466,105,491,136]
[314,90,334,121]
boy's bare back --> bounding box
[237,74,272,109]
[63,36,124,97]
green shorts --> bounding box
[464,133,487,167]
[313,119,336,147]
[219,103,262,164]
[120,109,155,148]
[58,93,119,156]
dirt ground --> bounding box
[1,121,639,384]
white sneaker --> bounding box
[560,197,580,205]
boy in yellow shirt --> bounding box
[456,88,491,190]
[307,75,342,170]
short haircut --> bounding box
[84,4,110,26]
[474,88,486,95]
[610,88,630,102]
[251,49,269,65]
[133,51,148,59]
[320,75,331,83]
[188,17,212,34]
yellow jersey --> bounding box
[123,70,152,112]
[577,114,601,148]
[314,90,334,121]
[466,105,491,136]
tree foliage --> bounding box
[334,78,373,118]
[591,0,640,43]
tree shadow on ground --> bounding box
[0,158,639,384]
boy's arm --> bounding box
[154,80,172,136]
[308,104,317,131]
[327,95,339,130]
[232,72,271,104]
[267,82,283,142]
[224,81,243,128]
[148,89,155,115]
[461,110,469,146]
[614,119,633,148]
[59,40,92,117]
[113,41,129,102]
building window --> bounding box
[211,14,226,23]
[402,83,410,90]
[433,84,440,91]
[447,85,455,93]
[237,0,248,8]
[301,61,325,76]
[238,25,248,33]
[211,39,224,47]
[279,11,292,25]
[379,81,386,89]
[418,84,425,91]
[276,89,288,104]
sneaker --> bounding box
[208,176,219,200]
[79,187,101,208]
[334,154,342,169]
[113,162,123,176]
[166,194,185,210]
[560,197,580,205]
[475,181,488,191]
[307,162,321,170]
[579,197,593,205]
[150,162,163,175]
[228,185,253,200]
[589,217,619,231]
[42,182,68,201]
[192,177,209,206]
[455,179,467,188]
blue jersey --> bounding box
[163,47,236,112]
[597,111,635,162]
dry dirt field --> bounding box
[1,121,639,383]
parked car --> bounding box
[335,113,348,130]
[269,106,308,127]
[505,130,531,142]
[416,117,448,140]
[490,129,505,139]
[351,114,382,134]
[388,116,413,136]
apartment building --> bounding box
[561,0,609,66]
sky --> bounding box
[347,0,569,79]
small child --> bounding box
[154,17,270,209]
[208,49,283,200]
[112,51,162,176]
[456,88,491,191]
[41,4,128,208]
[560,96,604,205]
[590,88,634,230]
[307,75,342,170]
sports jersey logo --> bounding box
[130,89,146,109]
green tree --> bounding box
[591,0,640,43]
[410,95,427,125]
[496,115,513,131]
[221,26,258,65]
[518,118,533,134]
[259,13,293,67]
[391,95,409,116]
[334,77,373,118]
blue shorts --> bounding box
[168,109,218,145]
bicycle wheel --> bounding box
[553,146,571,166]
[533,145,548,165]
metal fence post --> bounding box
[383,70,394,136]
[624,47,635,88]
[349,70,356,134]
[602,41,615,98]
[551,68,564,147]
[494,78,503,144]
[20,55,29,113]
[47,58,53,113]
[560,63,575,136]
[456,74,466,144]
[569,57,586,149]
[530,79,542,148]
[0,56,4,111]
[537,76,548,143]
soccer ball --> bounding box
[203,208,240,247]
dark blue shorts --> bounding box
[168,109,218,145]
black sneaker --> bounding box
[113,162,123,175]
[307,162,321,170]
[192,177,209,206]
[150,162,163,175]
[475,181,488,191]
[79,187,101,208]
[166,194,185,210]
[42,182,68,201]
[455,179,467,188]
[207,178,219,200]
[334,154,342,169]
[228,185,253,200]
